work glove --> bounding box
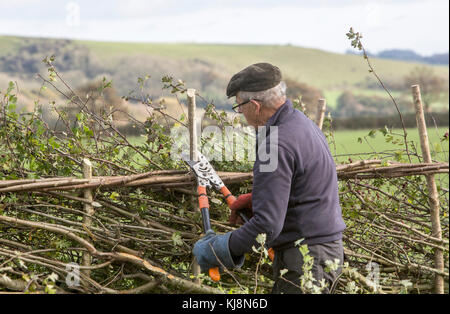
[193,230,245,273]
[229,193,253,225]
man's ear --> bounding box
[252,100,261,114]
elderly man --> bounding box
[193,63,346,294]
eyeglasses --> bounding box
[232,99,260,113]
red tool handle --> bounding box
[197,186,220,282]
[208,267,220,282]
[198,186,209,209]
[220,186,236,207]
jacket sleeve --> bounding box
[229,144,295,256]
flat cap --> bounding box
[226,63,282,98]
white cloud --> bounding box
[364,2,382,28]
[115,0,174,17]
[0,0,448,55]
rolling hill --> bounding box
[79,39,449,90]
[0,35,448,111]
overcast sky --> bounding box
[0,0,448,56]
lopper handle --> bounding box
[197,186,221,282]
[209,267,220,282]
[198,186,209,210]
[220,186,236,207]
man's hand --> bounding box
[193,230,244,273]
[229,193,253,225]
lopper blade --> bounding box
[181,151,224,189]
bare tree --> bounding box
[404,67,448,112]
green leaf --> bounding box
[380,126,389,136]
[368,129,377,138]
[45,284,57,294]
[299,244,309,257]
[394,150,403,161]
[110,192,120,200]
[172,232,183,246]
[294,238,305,246]
[6,81,15,94]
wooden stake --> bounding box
[188,89,198,161]
[81,158,94,284]
[316,99,326,130]
[412,85,444,294]
[187,88,201,283]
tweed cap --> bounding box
[226,63,282,98]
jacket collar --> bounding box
[265,99,293,128]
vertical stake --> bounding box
[412,84,444,294]
[82,158,94,287]
[187,88,201,283]
[316,99,326,130]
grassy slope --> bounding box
[0,36,26,56]
[76,40,448,90]
[1,35,448,90]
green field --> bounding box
[127,126,449,164]
[125,126,449,189]
[330,127,448,163]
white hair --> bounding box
[238,81,287,108]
